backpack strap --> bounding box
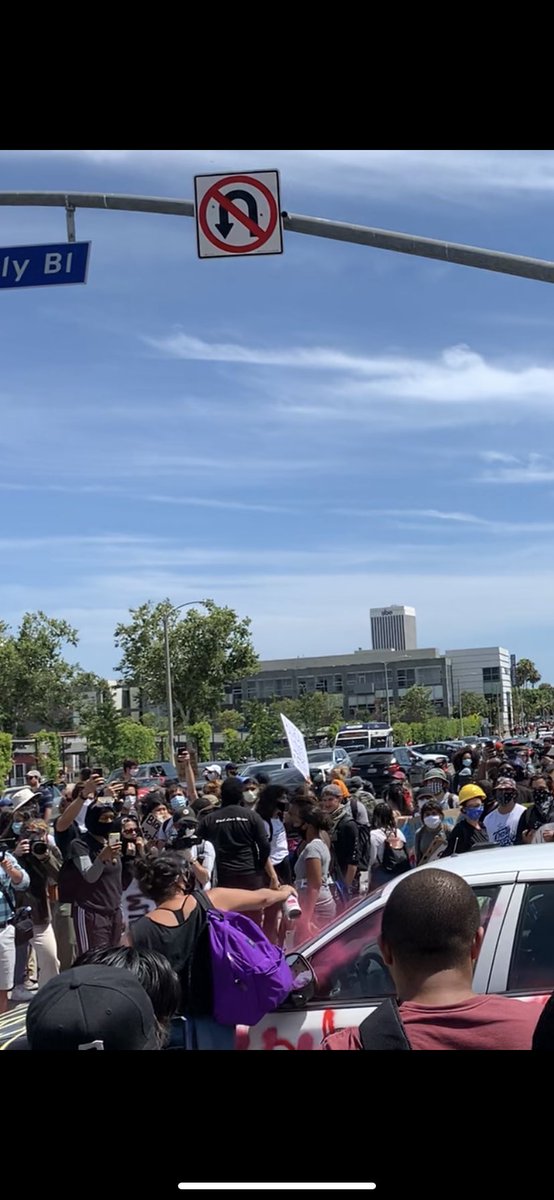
[350,795,359,822]
[358,998,412,1051]
[0,879,15,912]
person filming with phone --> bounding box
[60,800,124,954]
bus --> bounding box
[334,722,394,755]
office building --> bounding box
[370,605,417,652]
[446,647,512,733]
[231,647,452,719]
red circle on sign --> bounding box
[198,174,279,254]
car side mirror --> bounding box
[285,952,316,1006]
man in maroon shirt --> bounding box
[323,868,539,1050]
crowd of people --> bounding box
[0,733,554,1050]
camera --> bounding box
[173,830,201,851]
[29,835,48,859]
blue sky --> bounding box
[2,149,554,681]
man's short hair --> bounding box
[382,868,480,971]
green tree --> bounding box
[80,683,121,770]
[116,720,157,766]
[244,701,283,760]
[515,658,542,688]
[222,728,248,762]
[392,721,412,745]
[114,599,258,723]
[0,732,12,787]
[185,722,212,762]
[291,692,343,740]
[397,685,434,724]
[35,731,62,780]
[454,691,488,719]
[213,708,244,732]
[0,612,79,734]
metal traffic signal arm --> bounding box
[0,189,553,283]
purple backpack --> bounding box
[195,891,295,1027]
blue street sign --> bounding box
[0,242,90,290]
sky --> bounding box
[2,148,554,682]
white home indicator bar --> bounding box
[178,1186,377,1192]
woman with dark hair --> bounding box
[414,800,448,864]
[74,946,181,1046]
[441,785,489,857]
[129,850,296,1049]
[452,748,479,794]
[293,806,336,942]
[369,802,407,889]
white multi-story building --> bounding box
[446,647,512,734]
[370,605,417,652]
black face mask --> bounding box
[85,805,120,839]
[533,789,552,817]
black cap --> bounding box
[26,966,159,1051]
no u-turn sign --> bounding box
[194,171,283,259]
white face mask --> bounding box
[424,814,442,830]
[243,789,258,806]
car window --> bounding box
[507,882,554,993]
[309,908,394,1004]
[308,884,500,1006]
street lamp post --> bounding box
[163,601,204,766]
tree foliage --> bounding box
[116,720,157,766]
[0,612,79,734]
[516,658,542,688]
[243,701,284,761]
[396,685,434,724]
[454,691,488,719]
[35,731,62,780]
[222,728,247,763]
[114,599,258,723]
[291,692,343,739]
[185,722,212,762]
[0,733,12,787]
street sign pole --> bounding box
[0,191,554,284]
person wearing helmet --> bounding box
[484,777,525,847]
[441,785,489,857]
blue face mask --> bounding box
[12,821,23,835]
[464,806,483,822]
[170,795,187,814]
[462,757,472,767]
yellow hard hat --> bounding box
[458,784,486,805]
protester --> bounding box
[517,775,554,844]
[292,805,336,940]
[129,849,296,1048]
[368,802,409,888]
[197,778,276,903]
[0,847,30,1013]
[383,773,413,816]
[241,778,260,807]
[484,777,525,846]
[12,818,60,987]
[322,869,539,1050]
[61,800,123,954]
[24,965,160,1050]
[320,784,359,903]
[74,947,181,1047]
[441,785,489,857]
[452,748,479,793]
[420,768,457,809]
[415,799,449,864]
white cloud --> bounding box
[479,451,519,464]
[333,507,554,534]
[18,150,554,201]
[478,453,554,484]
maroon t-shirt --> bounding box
[322,994,541,1050]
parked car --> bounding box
[411,741,464,760]
[240,844,554,1049]
[305,747,352,779]
[349,747,416,795]
[0,784,62,814]
[106,762,177,803]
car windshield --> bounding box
[307,751,331,763]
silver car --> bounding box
[241,845,554,1050]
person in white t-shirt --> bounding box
[484,777,525,847]
[255,785,292,945]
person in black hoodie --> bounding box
[197,778,275,897]
[516,775,554,844]
[64,800,123,954]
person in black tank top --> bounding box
[130,850,297,1050]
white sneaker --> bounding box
[9,985,37,1003]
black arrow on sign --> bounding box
[215,189,260,239]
